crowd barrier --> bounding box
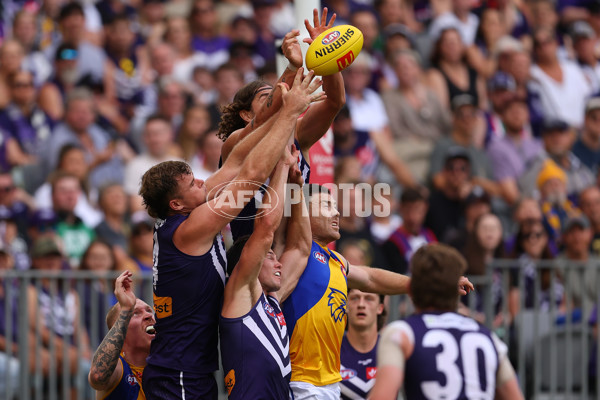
[1,260,599,399]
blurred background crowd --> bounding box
[1,0,600,395]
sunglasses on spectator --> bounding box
[12,81,34,89]
[523,231,544,240]
[445,164,468,172]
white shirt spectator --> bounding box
[34,183,103,228]
[347,88,389,132]
[124,153,183,196]
[429,12,479,46]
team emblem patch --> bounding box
[327,287,347,322]
[313,251,327,264]
[340,368,356,380]
[276,312,286,326]
[126,374,137,386]
[367,367,377,379]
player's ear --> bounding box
[169,198,184,212]
[239,109,253,123]
[377,303,384,315]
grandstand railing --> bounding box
[1,261,599,399]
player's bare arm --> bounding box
[296,7,346,154]
[88,271,136,392]
[275,148,312,302]
[175,69,326,255]
[221,154,290,318]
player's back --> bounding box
[399,312,500,400]
[147,214,227,374]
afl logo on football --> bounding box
[322,31,340,45]
[313,251,327,264]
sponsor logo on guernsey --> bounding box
[263,301,275,317]
[322,30,340,45]
[336,50,355,71]
[358,358,373,366]
[366,367,377,379]
[315,28,355,58]
[126,374,137,386]
[328,287,347,322]
[153,295,172,318]
[276,312,286,326]
[225,369,235,395]
[313,251,327,264]
[340,368,357,380]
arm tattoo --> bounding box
[266,92,274,108]
[89,308,133,387]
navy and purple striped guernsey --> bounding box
[339,333,379,399]
[230,138,310,241]
[145,214,227,379]
[219,293,291,399]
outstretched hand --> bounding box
[282,29,303,69]
[287,144,303,186]
[279,68,326,115]
[458,276,474,295]
[304,7,337,44]
[114,271,137,311]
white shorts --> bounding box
[290,381,341,400]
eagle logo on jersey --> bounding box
[328,287,347,322]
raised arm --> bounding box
[88,271,137,391]
[176,69,326,253]
[276,154,312,302]
[296,8,346,153]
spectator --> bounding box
[382,187,436,274]
[484,71,519,143]
[537,159,581,244]
[520,119,595,199]
[446,185,492,250]
[0,69,53,174]
[138,0,167,46]
[190,131,223,181]
[26,236,92,383]
[381,49,451,182]
[429,0,480,46]
[571,21,600,94]
[425,147,473,243]
[27,208,58,245]
[429,95,497,197]
[463,213,504,275]
[38,42,80,121]
[94,183,130,267]
[228,41,261,83]
[378,24,417,90]
[168,16,208,85]
[79,239,118,347]
[530,27,591,128]
[0,39,25,110]
[0,171,33,240]
[95,0,138,26]
[505,197,545,254]
[177,105,212,162]
[189,0,230,69]
[467,8,507,79]
[11,10,52,86]
[0,207,29,271]
[572,96,600,172]
[51,172,96,267]
[47,88,124,192]
[124,115,182,212]
[426,28,487,110]
[369,189,402,245]
[509,219,564,319]
[207,64,245,128]
[34,144,102,229]
[487,95,544,205]
[557,215,598,318]
[122,211,154,278]
[580,185,600,256]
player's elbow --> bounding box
[88,370,107,391]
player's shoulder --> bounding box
[380,319,415,347]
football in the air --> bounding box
[305,25,364,76]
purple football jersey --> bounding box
[340,333,379,399]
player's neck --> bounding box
[122,347,148,368]
[347,326,378,353]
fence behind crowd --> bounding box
[2,261,600,399]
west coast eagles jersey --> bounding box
[282,241,348,386]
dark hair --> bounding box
[400,187,428,204]
[79,239,116,272]
[145,114,171,128]
[58,2,84,22]
[430,27,463,67]
[57,144,84,167]
[347,287,388,330]
[306,183,331,201]
[511,218,553,260]
[139,161,192,219]
[334,105,351,122]
[462,213,504,275]
[410,243,467,311]
[226,235,251,276]
[217,79,269,141]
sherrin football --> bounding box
[305,25,364,76]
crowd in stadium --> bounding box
[0,0,600,398]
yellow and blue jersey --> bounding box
[282,241,348,386]
[102,355,145,400]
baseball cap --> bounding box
[562,215,590,233]
[465,186,491,206]
[451,94,476,112]
[29,209,58,228]
[493,36,524,57]
[586,96,600,113]
[571,20,596,40]
[444,146,471,165]
[31,237,63,258]
[55,43,78,62]
[541,118,570,134]
[383,23,415,47]
[487,71,516,92]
